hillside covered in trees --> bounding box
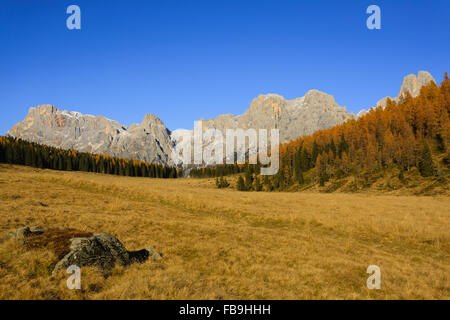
[214,73,450,193]
[0,136,180,179]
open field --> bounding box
[0,164,449,299]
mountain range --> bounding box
[6,71,435,165]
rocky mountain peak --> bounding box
[35,104,57,113]
[196,89,354,143]
[399,71,435,97]
[377,71,435,108]
[303,90,339,109]
[8,71,429,166]
[247,94,287,120]
[140,113,169,135]
[141,113,164,126]
[7,106,173,164]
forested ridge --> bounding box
[0,136,180,178]
[210,73,450,192]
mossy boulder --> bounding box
[6,226,161,275]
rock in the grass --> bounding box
[128,245,163,263]
[8,226,49,240]
[146,246,163,260]
[128,248,150,263]
[8,226,49,242]
[52,232,131,275]
[4,226,162,275]
[29,226,48,234]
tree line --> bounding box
[0,136,180,178]
[190,163,247,178]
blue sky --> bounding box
[0,0,449,134]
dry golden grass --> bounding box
[0,164,448,299]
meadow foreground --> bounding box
[0,164,448,299]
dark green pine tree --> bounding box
[312,141,319,164]
[0,142,5,163]
[58,155,64,170]
[13,142,22,164]
[169,167,177,178]
[99,159,105,174]
[263,174,270,187]
[221,176,229,188]
[127,163,133,176]
[254,176,262,191]
[157,166,163,178]
[338,135,349,159]
[24,146,33,166]
[114,161,119,175]
[244,170,253,190]
[66,156,72,171]
[36,151,44,168]
[297,168,304,184]
[236,175,246,191]
[5,142,13,163]
[419,142,434,177]
[300,148,310,170]
[330,139,337,158]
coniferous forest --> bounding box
[209,73,450,191]
[0,136,180,179]
[1,74,449,191]
[190,164,247,178]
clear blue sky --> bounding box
[1,0,449,134]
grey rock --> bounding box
[15,227,32,240]
[29,226,47,234]
[9,226,49,243]
[52,232,130,275]
[376,71,435,108]
[145,245,162,260]
[51,232,162,275]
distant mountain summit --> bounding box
[200,89,354,143]
[7,105,173,164]
[376,71,435,108]
[6,71,435,165]
[355,71,436,118]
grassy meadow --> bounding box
[0,164,448,299]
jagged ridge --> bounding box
[6,71,435,165]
